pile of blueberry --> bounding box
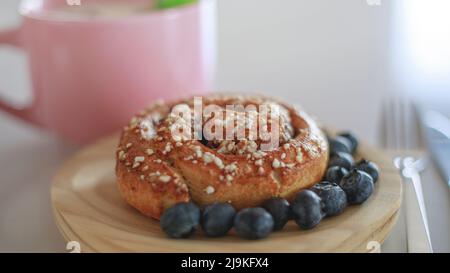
[160,131,380,240]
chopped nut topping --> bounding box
[296,148,304,163]
[132,157,145,168]
[214,157,224,169]
[217,146,227,154]
[286,163,296,168]
[205,186,215,195]
[118,150,126,161]
[225,162,238,173]
[172,135,182,142]
[134,156,145,163]
[149,171,161,178]
[252,150,266,159]
[258,167,265,175]
[203,152,214,163]
[159,175,171,183]
[177,183,188,193]
[119,97,322,193]
[164,143,172,153]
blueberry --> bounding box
[234,208,274,239]
[262,197,290,231]
[340,169,374,204]
[291,190,324,230]
[160,202,200,238]
[325,166,349,186]
[338,131,358,154]
[201,203,236,237]
[311,181,347,217]
[354,159,380,183]
[328,152,354,170]
[329,136,352,155]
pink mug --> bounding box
[0,0,216,144]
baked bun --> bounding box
[116,93,328,220]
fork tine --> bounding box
[394,97,401,150]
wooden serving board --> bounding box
[51,135,402,253]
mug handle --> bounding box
[0,27,39,125]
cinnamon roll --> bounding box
[116,93,328,219]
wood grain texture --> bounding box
[51,134,402,253]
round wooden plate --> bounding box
[51,135,401,253]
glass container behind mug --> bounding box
[0,0,217,144]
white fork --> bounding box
[394,156,433,252]
[381,97,433,252]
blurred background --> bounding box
[2,0,449,144]
[0,0,449,252]
[1,0,393,144]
